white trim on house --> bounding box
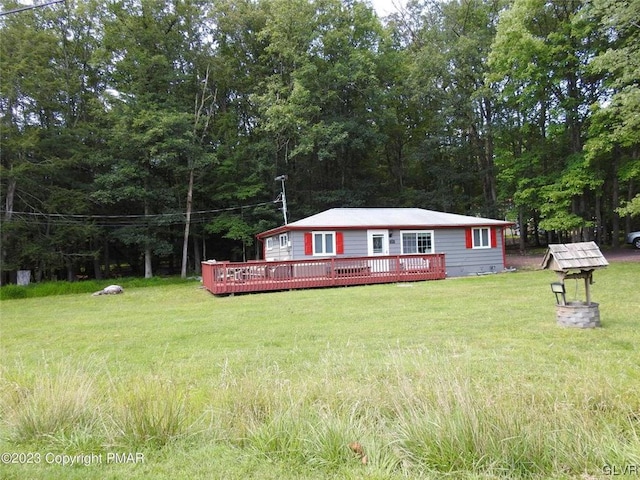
[367,229,389,256]
[472,227,491,249]
[400,230,435,254]
[313,231,336,256]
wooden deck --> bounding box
[201,254,446,295]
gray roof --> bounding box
[541,242,609,272]
[285,208,510,229]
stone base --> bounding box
[556,302,600,328]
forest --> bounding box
[1,0,638,283]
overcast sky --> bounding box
[370,0,406,17]
[3,1,407,19]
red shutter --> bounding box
[465,228,473,249]
[304,232,312,255]
[336,232,344,254]
[490,228,497,248]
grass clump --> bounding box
[1,361,99,445]
[107,376,192,448]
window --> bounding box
[304,232,343,255]
[401,231,434,254]
[465,227,497,249]
[372,234,384,254]
[266,238,273,250]
[313,232,335,255]
[279,233,288,248]
[473,227,490,248]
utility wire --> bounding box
[3,200,281,227]
[0,0,65,16]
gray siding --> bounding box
[342,230,367,256]
[434,228,505,276]
[283,227,506,277]
[264,233,292,261]
[388,229,402,255]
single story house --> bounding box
[256,208,513,277]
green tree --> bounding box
[584,0,640,240]
[92,0,209,277]
[388,0,504,216]
[197,0,277,260]
[252,0,388,215]
[1,0,107,281]
[489,0,607,243]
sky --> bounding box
[2,0,406,19]
[370,0,406,17]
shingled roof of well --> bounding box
[541,242,609,271]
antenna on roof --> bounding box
[274,175,288,225]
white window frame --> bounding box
[266,237,274,250]
[313,231,336,256]
[400,230,434,254]
[472,227,491,249]
[279,233,289,248]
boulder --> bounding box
[92,285,124,296]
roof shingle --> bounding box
[285,208,510,228]
[541,242,609,272]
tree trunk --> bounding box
[625,180,634,235]
[66,258,75,282]
[482,97,497,217]
[611,161,619,247]
[103,238,111,278]
[0,177,16,286]
[181,167,194,278]
[518,208,527,253]
[595,194,602,244]
[93,255,103,280]
[144,200,153,278]
[144,245,153,279]
[193,233,201,275]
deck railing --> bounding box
[201,254,446,295]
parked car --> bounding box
[627,231,640,249]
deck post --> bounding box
[222,262,229,293]
[331,257,336,285]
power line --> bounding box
[3,200,281,227]
[0,0,65,16]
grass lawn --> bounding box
[1,264,639,479]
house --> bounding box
[256,208,513,277]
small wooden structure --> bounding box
[541,242,608,328]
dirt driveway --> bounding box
[505,247,640,270]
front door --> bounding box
[367,229,389,272]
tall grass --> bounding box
[1,264,639,479]
[1,361,99,446]
[1,350,639,478]
[0,276,195,300]
[107,377,191,448]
